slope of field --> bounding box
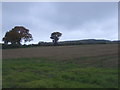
[3,57,118,88]
[2,44,118,88]
[2,44,118,60]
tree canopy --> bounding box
[3,26,33,45]
[50,32,62,45]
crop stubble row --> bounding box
[2,44,118,60]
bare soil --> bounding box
[2,44,118,60]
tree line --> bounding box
[2,26,119,49]
[2,26,62,46]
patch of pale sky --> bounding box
[1,2,118,44]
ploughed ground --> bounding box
[2,44,118,60]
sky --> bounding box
[1,2,118,44]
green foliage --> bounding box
[50,32,62,45]
[3,57,118,88]
[2,26,33,45]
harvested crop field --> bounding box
[2,44,119,88]
[2,44,118,60]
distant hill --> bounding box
[59,39,120,45]
[2,39,120,49]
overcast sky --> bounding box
[2,2,118,44]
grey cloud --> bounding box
[2,2,118,44]
[45,2,117,30]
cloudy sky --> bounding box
[2,2,118,44]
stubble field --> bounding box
[2,44,118,88]
[2,44,118,60]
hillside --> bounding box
[2,44,118,88]
[2,44,118,60]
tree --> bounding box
[50,32,62,45]
[2,26,33,45]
